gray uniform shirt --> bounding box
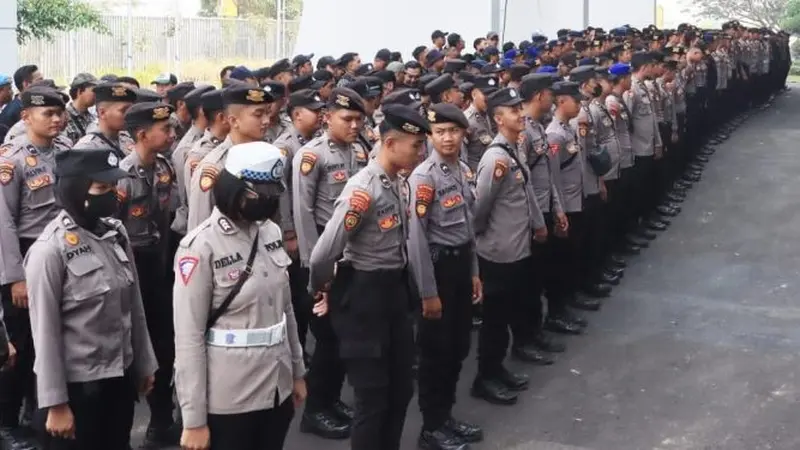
[407,150,478,299]
[309,159,409,292]
[606,93,634,169]
[186,137,234,231]
[464,104,494,171]
[0,136,62,284]
[546,117,584,213]
[571,104,600,196]
[74,129,134,159]
[292,133,369,267]
[272,124,312,234]
[473,133,543,264]
[624,76,662,157]
[25,211,157,408]
[589,98,621,180]
[172,130,222,235]
[173,209,305,428]
[171,125,204,207]
[520,117,563,214]
[3,121,73,149]
[117,152,174,252]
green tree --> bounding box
[200,0,304,20]
[782,0,800,33]
[17,0,109,45]
[682,0,787,29]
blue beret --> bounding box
[537,65,558,73]
[470,59,488,70]
[703,32,714,42]
[500,59,514,69]
[608,63,631,77]
[504,48,519,60]
[525,46,539,59]
[611,28,627,37]
[484,46,500,56]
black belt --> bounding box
[430,243,470,261]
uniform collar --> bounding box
[365,159,396,189]
[210,207,258,238]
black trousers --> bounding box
[133,249,174,428]
[632,155,656,223]
[417,246,472,431]
[37,372,137,450]
[305,226,347,414]
[207,395,294,450]
[476,256,533,377]
[581,193,607,285]
[657,122,674,199]
[330,266,414,450]
[287,261,311,353]
[513,238,546,347]
[0,238,36,428]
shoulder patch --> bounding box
[349,189,371,213]
[0,144,10,156]
[217,217,235,233]
[0,162,14,186]
[344,211,361,231]
[299,152,318,175]
[493,160,508,181]
[178,256,199,285]
[415,183,434,218]
[199,166,219,192]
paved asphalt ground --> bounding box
[132,88,800,450]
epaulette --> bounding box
[180,220,212,248]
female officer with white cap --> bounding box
[173,141,308,450]
[24,147,158,449]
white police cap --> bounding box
[224,141,286,184]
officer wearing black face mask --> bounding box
[173,141,308,450]
[24,148,158,449]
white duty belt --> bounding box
[207,313,287,348]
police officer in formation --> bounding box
[0,17,791,450]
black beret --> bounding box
[551,81,582,98]
[327,87,366,114]
[135,88,163,104]
[95,83,138,103]
[252,67,271,79]
[166,81,196,102]
[418,73,440,95]
[183,85,215,110]
[316,56,336,70]
[443,59,467,74]
[354,63,375,76]
[22,87,66,109]
[348,76,383,99]
[630,51,654,69]
[375,48,392,62]
[426,103,468,129]
[459,82,474,95]
[560,53,578,66]
[487,87,523,110]
[222,85,276,107]
[569,65,596,83]
[424,74,457,98]
[650,51,666,63]
[664,60,679,70]
[288,74,315,93]
[519,73,554,100]
[55,148,129,183]
[200,89,224,111]
[480,63,503,74]
[509,64,531,82]
[382,88,422,109]
[594,66,610,79]
[311,70,334,83]
[292,53,314,68]
[288,89,325,111]
[473,74,500,93]
[381,104,430,135]
[336,52,359,67]
[373,70,396,84]
[458,70,476,82]
[124,102,175,128]
[405,61,423,70]
[425,50,445,66]
[267,58,292,78]
[261,80,287,98]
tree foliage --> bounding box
[782,0,800,33]
[17,0,109,45]
[200,0,303,20]
[683,0,787,29]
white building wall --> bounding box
[0,0,18,78]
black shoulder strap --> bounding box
[205,233,260,331]
[91,132,125,157]
[67,111,87,137]
[488,142,528,184]
[559,152,578,170]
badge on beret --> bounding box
[26,174,52,191]
[335,94,350,108]
[344,211,361,231]
[479,134,492,146]
[152,107,170,120]
[25,156,37,167]
[349,189,371,213]
[299,152,317,176]
[64,231,80,246]
[0,162,14,186]
[427,110,436,122]
[30,95,45,106]
[402,123,420,134]
[178,256,199,285]
[112,86,129,97]
[246,89,266,103]
[493,160,508,181]
[199,166,220,192]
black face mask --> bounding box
[240,195,279,222]
[592,84,603,97]
[84,191,119,224]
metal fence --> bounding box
[18,15,300,83]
